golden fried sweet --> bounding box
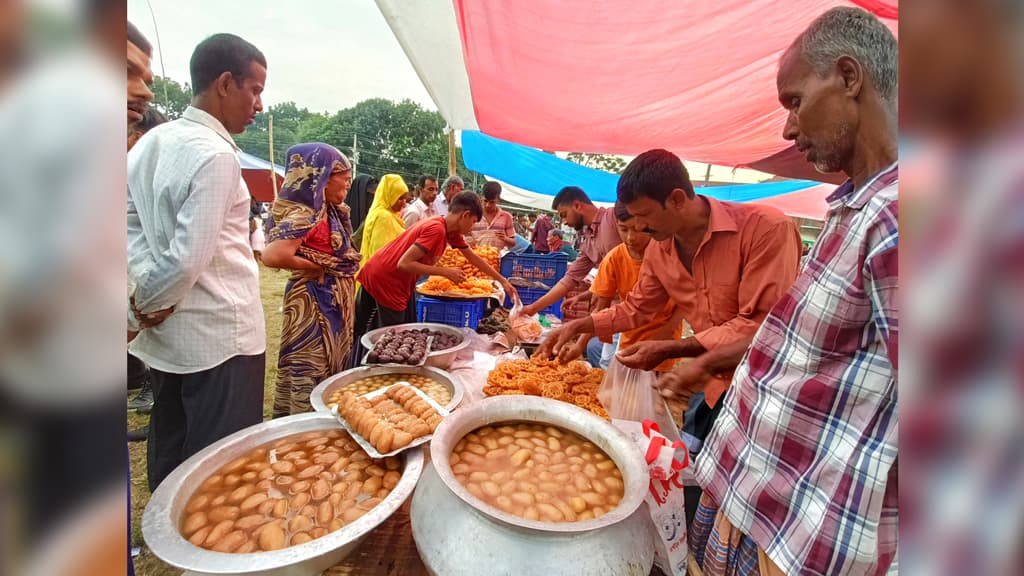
[180,430,401,553]
[336,385,443,454]
[485,359,607,418]
[451,422,624,523]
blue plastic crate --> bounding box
[416,296,487,328]
[500,252,569,286]
[505,286,563,319]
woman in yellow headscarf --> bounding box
[358,174,410,268]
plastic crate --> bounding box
[500,252,569,285]
[416,296,487,328]
[504,286,564,320]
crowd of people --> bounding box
[126,5,897,575]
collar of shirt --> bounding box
[182,106,240,152]
[702,195,739,235]
[583,207,611,239]
[826,162,899,210]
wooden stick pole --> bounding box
[268,115,279,198]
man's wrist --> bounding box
[127,308,141,331]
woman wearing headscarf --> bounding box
[262,143,360,417]
[348,174,377,248]
[358,174,410,268]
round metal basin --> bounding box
[360,322,469,370]
[310,364,463,413]
[410,396,654,575]
[142,413,424,576]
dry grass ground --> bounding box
[128,264,289,575]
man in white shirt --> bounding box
[432,174,465,217]
[128,33,268,491]
[403,174,438,227]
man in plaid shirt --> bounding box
[656,8,899,575]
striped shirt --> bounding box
[695,164,899,575]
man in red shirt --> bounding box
[355,191,517,336]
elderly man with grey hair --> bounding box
[672,7,899,576]
[432,174,465,217]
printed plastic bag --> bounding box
[613,419,690,576]
[598,358,682,443]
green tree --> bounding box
[227,94,480,187]
[566,152,627,174]
[235,102,316,162]
[150,76,192,119]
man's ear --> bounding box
[216,71,234,97]
[669,188,687,209]
[836,55,863,99]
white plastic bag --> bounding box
[614,419,690,576]
[508,297,543,342]
[598,358,682,442]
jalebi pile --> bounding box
[419,276,496,297]
[484,359,608,419]
[437,246,500,280]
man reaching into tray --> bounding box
[536,148,803,438]
[354,191,517,347]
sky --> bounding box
[126,0,436,114]
[125,0,774,183]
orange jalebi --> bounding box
[436,246,501,280]
[419,276,496,296]
[484,359,608,419]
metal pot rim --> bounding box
[310,364,463,413]
[142,412,424,574]
[429,396,649,534]
[360,322,470,360]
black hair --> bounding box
[190,33,267,94]
[137,106,168,133]
[127,22,152,56]
[449,191,484,220]
[417,175,437,189]
[548,229,563,239]
[617,149,695,206]
[613,202,634,222]
[482,181,502,202]
[551,186,592,210]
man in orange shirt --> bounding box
[538,149,802,413]
[558,202,684,370]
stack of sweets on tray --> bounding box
[337,385,443,453]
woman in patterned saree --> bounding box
[262,143,360,417]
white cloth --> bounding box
[404,198,436,227]
[433,196,449,217]
[0,47,126,405]
[128,106,265,374]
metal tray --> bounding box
[331,382,450,459]
[310,365,463,413]
[360,323,469,370]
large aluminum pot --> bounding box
[143,413,424,576]
[410,396,654,576]
[310,364,463,413]
[360,322,469,370]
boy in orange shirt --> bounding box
[560,203,684,370]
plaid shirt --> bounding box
[694,164,899,576]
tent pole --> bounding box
[269,114,278,198]
[447,128,456,177]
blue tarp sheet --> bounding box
[461,130,818,204]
